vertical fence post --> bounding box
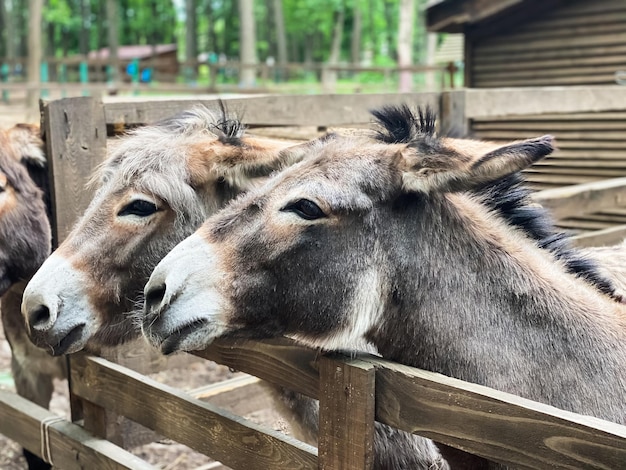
[40,61,49,99]
[1,63,9,103]
[318,353,376,470]
[59,63,67,98]
[79,61,89,96]
[439,89,468,137]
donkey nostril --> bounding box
[28,304,51,330]
[145,283,167,313]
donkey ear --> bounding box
[187,136,305,190]
[401,135,555,193]
[8,124,46,167]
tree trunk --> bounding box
[322,8,344,93]
[351,5,362,67]
[424,33,438,90]
[185,0,197,80]
[272,0,287,79]
[27,0,43,115]
[383,0,396,60]
[205,0,218,53]
[79,0,90,55]
[238,0,257,88]
[397,0,414,93]
[0,0,6,58]
[106,0,119,85]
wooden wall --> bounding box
[467,0,626,87]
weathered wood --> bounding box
[531,177,626,220]
[318,355,375,470]
[190,375,277,416]
[572,225,626,248]
[464,87,626,118]
[70,354,318,470]
[193,337,320,399]
[439,89,467,136]
[103,93,441,128]
[0,390,155,470]
[365,357,626,470]
[41,97,107,244]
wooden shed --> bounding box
[427,0,626,88]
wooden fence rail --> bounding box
[3,89,626,468]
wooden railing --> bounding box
[3,89,626,469]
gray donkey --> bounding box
[0,123,63,470]
[21,107,447,469]
[144,105,626,469]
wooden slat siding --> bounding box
[469,0,626,88]
[572,225,626,247]
[0,390,156,470]
[102,93,441,128]
[531,178,626,220]
[41,97,107,244]
[192,337,320,399]
[318,355,376,470]
[365,358,626,469]
[70,354,318,470]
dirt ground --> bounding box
[0,317,293,470]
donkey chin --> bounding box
[142,233,231,355]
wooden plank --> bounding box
[531,177,626,220]
[473,130,626,141]
[464,87,626,119]
[0,390,155,470]
[472,120,626,131]
[70,354,318,470]
[190,375,277,416]
[473,43,626,65]
[439,90,468,136]
[365,358,626,470]
[572,225,626,248]
[476,32,626,55]
[103,93,441,128]
[41,97,107,245]
[474,54,626,74]
[318,355,375,470]
[475,75,618,88]
[193,337,320,399]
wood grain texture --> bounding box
[0,390,155,470]
[193,337,320,399]
[363,357,626,470]
[318,355,375,470]
[41,97,107,245]
[572,225,626,248]
[103,93,441,128]
[531,177,626,220]
[70,354,318,470]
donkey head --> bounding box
[0,124,50,296]
[22,106,301,355]
[142,106,555,354]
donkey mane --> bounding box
[371,104,617,298]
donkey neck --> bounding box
[370,192,626,421]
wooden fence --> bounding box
[2,89,626,469]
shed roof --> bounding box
[88,44,177,60]
[427,0,550,32]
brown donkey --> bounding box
[144,106,626,469]
[21,106,450,470]
[0,124,64,470]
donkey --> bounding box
[20,106,450,469]
[0,123,64,470]
[143,105,626,469]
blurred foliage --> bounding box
[4,0,431,66]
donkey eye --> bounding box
[118,199,159,217]
[281,199,326,220]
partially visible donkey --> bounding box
[0,123,62,470]
[144,105,626,469]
